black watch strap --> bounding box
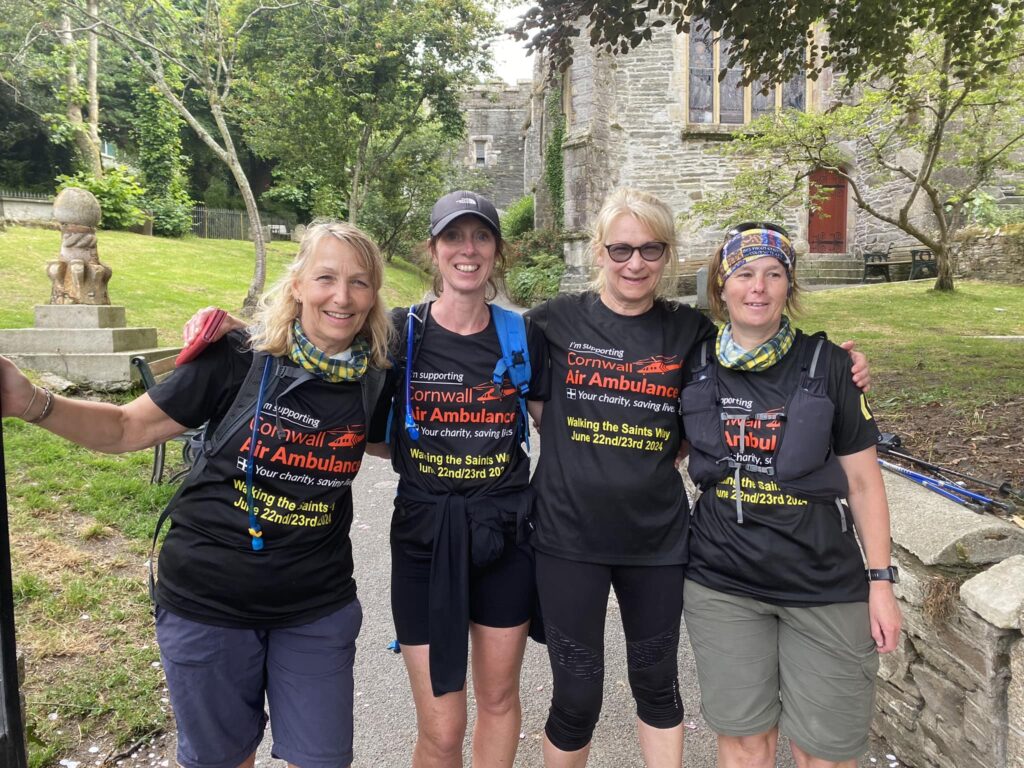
[866,566,900,583]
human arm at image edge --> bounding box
[0,356,190,453]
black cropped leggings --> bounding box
[535,551,685,752]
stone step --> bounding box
[6,347,182,390]
[0,327,158,354]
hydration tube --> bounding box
[404,310,422,441]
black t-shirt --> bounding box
[148,333,365,628]
[685,338,880,605]
[384,307,550,496]
[526,292,716,565]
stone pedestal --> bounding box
[0,305,179,390]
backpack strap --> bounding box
[490,305,532,450]
[148,349,314,602]
[799,331,831,396]
[688,337,716,384]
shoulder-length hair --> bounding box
[588,188,679,298]
[250,220,393,368]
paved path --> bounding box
[241,443,900,767]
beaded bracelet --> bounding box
[27,387,54,424]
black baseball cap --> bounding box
[429,191,501,237]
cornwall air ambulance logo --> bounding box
[635,355,683,375]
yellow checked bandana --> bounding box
[721,227,796,282]
[716,315,796,372]
[289,320,369,382]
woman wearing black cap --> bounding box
[368,190,549,767]
[681,222,900,768]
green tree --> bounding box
[0,0,104,176]
[54,0,293,311]
[511,0,1022,91]
[687,27,1024,292]
[237,0,494,225]
[355,125,462,262]
[132,82,194,236]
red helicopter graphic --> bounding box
[472,381,518,402]
[634,355,682,374]
[327,427,366,448]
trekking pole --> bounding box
[878,459,1012,514]
[876,433,1024,502]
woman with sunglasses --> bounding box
[524,192,871,768]
[681,222,900,768]
[522,188,712,767]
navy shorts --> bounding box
[155,600,362,768]
[391,534,534,644]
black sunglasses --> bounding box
[725,221,790,240]
[604,242,668,263]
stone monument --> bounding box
[47,187,112,305]
[0,188,178,389]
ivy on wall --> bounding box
[544,88,565,229]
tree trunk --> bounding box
[209,100,265,314]
[87,0,100,159]
[933,243,956,291]
[60,14,103,176]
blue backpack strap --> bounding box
[490,304,532,450]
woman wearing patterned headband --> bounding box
[681,222,901,768]
[0,220,393,768]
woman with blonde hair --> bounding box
[1,220,391,768]
[184,193,551,768]
[524,187,714,767]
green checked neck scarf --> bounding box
[289,320,369,382]
[716,315,796,372]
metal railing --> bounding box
[0,189,52,201]
[190,204,295,241]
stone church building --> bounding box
[458,23,1019,292]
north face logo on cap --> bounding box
[456,197,478,205]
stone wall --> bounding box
[1,195,54,223]
[555,24,820,293]
[459,81,532,210]
[875,474,1024,767]
[956,232,1024,284]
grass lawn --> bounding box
[0,226,429,346]
[0,225,429,767]
[799,280,1024,411]
[1,224,1022,766]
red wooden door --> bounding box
[807,169,848,253]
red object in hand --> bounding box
[175,309,227,365]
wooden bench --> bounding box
[862,242,938,282]
[130,355,203,484]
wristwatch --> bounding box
[866,566,900,583]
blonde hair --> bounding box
[706,243,803,323]
[588,188,679,298]
[250,220,393,368]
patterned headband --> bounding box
[720,227,796,283]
